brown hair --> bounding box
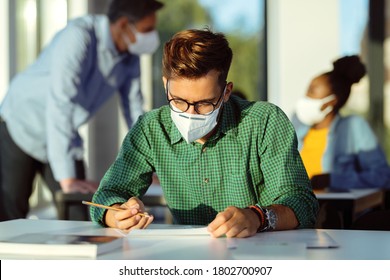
[162,28,233,86]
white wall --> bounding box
[267,0,341,118]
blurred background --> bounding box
[0,0,389,218]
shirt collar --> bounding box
[95,15,120,56]
[214,98,240,138]
[169,110,183,144]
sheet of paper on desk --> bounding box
[254,229,339,248]
[231,242,307,260]
[120,225,210,237]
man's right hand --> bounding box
[104,197,154,230]
[60,178,99,193]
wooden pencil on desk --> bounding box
[82,201,150,217]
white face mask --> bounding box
[170,88,226,144]
[296,94,336,126]
[123,25,160,55]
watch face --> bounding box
[266,208,277,230]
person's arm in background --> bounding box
[329,116,390,190]
[208,104,319,238]
[46,23,97,193]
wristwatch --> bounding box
[257,205,277,231]
[264,207,277,231]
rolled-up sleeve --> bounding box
[258,104,319,228]
[90,115,154,226]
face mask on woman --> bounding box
[296,94,336,126]
[123,25,160,55]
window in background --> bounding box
[340,0,390,160]
[15,0,39,73]
[0,0,9,100]
[339,0,369,119]
[152,0,266,108]
[9,0,72,79]
[39,0,68,47]
[384,0,390,159]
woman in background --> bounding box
[292,55,390,191]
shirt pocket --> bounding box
[220,169,258,208]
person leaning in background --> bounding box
[90,28,319,238]
[292,55,390,191]
[0,0,164,221]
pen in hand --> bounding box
[82,201,150,217]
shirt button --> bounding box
[204,178,209,183]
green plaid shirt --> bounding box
[91,96,319,227]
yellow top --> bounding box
[300,127,329,178]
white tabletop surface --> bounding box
[1,219,390,260]
[314,188,382,199]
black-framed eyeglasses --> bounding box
[166,80,227,116]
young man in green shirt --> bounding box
[91,29,319,238]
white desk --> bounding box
[315,188,383,202]
[1,219,390,260]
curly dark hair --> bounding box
[321,55,366,112]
